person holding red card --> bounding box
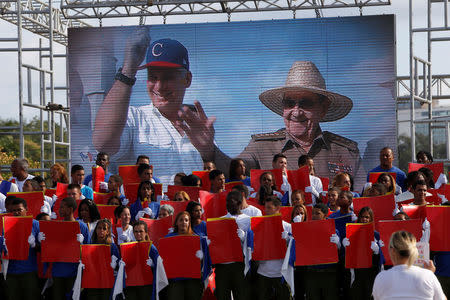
[164,211,212,300]
[249,171,284,202]
[231,184,262,217]
[107,175,127,205]
[209,170,226,194]
[341,207,383,300]
[115,205,135,244]
[3,197,40,300]
[77,199,101,237]
[130,181,160,221]
[186,201,207,237]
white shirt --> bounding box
[9,174,34,192]
[222,212,251,232]
[257,220,291,278]
[241,205,262,217]
[117,225,135,245]
[113,104,203,187]
[310,175,323,204]
[372,264,445,300]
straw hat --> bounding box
[259,61,353,122]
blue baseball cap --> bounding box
[139,38,189,70]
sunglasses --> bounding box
[282,97,318,109]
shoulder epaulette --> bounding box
[323,131,359,152]
[252,128,286,141]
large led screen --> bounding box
[68,15,396,191]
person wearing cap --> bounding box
[210,61,366,190]
[92,28,214,186]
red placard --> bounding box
[120,242,154,286]
[199,190,228,220]
[140,216,173,249]
[250,169,283,194]
[160,201,189,218]
[306,206,313,221]
[292,219,338,266]
[118,165,140,184]
[225,181,244,191]
[319,177,330,190]
[0,213,13,230]
[280,206,294,223]
[409,163,444,183]
[123,183,140,204]
[345,223,374,268]
[368,172,397,184]
[158,235,201,279]
[287,167,313,204]
[44,188,56,198]
[251,215,286,261]
[153,183,163,199]
[353,194,395,223]
[166,185,201,202]
[400,204,427,223]
[56,182,68,199]
[192,171,210,191]
[6,191,44,218]
[377,219,423,265]
[39,220,81,262]
[81,244,114,289]
[93,192,113,205]
[92,165,105,193]
[426,187,446,205]
[97,205,118,225]
[426,206,450,251]
[2,216,33,260]
[206,218,243,264]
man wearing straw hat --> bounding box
[211,61,366,190]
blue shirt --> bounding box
[367,166,407,191]
[130,199,160,221]
[434,252,450,277]
[193,221,207,237]
[8,219,40,274]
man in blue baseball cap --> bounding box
[93,27,215,186]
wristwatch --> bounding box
[115,67,136,86]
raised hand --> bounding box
[123,27,150,75]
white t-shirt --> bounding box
[117,225,136,245]
[222,212,251,232]
[372,264,446,300]
[241,205,262,217]
[10,174,34,192]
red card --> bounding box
[246,199,265,214]
[97,205,118,225]
[153,183,163,199]
[45,188,56,198]
[251,215,286,261]
[225,181,244,191]
[400,204,427,223]
[287,167,312,204]
[0,213,13,230]
[81,244,114,288]
[166,185,201,202]
[206,218,243,264]
[408,163,444,183]
[280,206,294,223]
[199,190,228,220]
[118,165,140,184]
[123,183,140,204]
[158,235,201,279]
[319,177,330,190]
[345,223,374,268]
[39,220,81,262]
[93,192,113,205]
[306,206,313,221]
[92,165,105,193]
[56,183,68,199]
[6,191,44,218]
[140,216,173,249]
[250,169,283,193]
[377,219,423,265]
[353,194,395,223]
[368,172,397,184]
[426,206,450,251]
[426,188,446,205]
[160,201,189,218]
[292,219,338,266]
[192,171,210,191]
[120,242,154,286]
[2,216,33,260]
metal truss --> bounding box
[0,0,90,46]
[60,0,391,20]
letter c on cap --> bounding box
[152,43,163,57]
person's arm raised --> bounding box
[93,27,150,155]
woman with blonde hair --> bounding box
[372,231,446,300]
[173,191,190,202]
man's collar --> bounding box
[282,129,331,154]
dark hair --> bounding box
[297,155,312,167]
[185,201,202,216]
[394,211,410,220]
[97,152,109,160]
[67,183,81,191]
[91,219,112,244]
[272,153,287,163]
[71,164,84,174]
[109,174,123,186]
[229,158,246,180]
[137,163,152,176]
[77,199,101,222]
[114,205,130,219]
[357,206,374,223]
[264,195,281,208]
[137,181,155,202]
[412,179,428,190]
[209,169,224,181]
[258,185,273,205]
[405,171,425,189]
[33,175,45,185]
[11,197,27,209]
[226,190,243,215]
[25,179,40,191]
[291,204,307,222]
[182,174,201,187]
[313,203,328,215]
[107,195,121,205]
[231,184,249,199]
[370,183,388,195]
[136,155,150,164]
[36,212,49,220]
[416,150,433,163]
[5,196,17,208]
[377,173,395,192]
[339,190,353,203]
[418,167,435,189]
[133,220,150,241]
[61,197,77,210]
[259,171,277,190]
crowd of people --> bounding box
[0,147,448,300]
